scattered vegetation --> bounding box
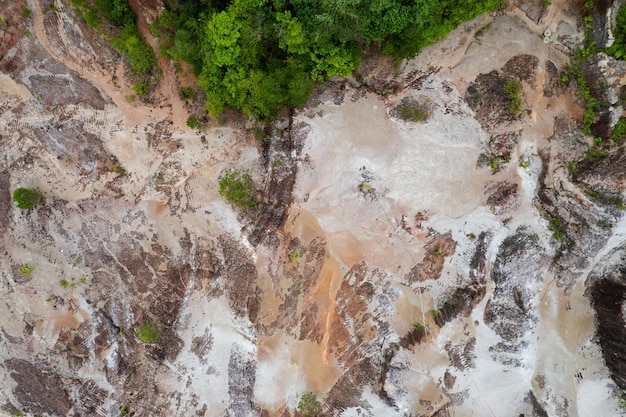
[395,101,429,122]
[0,17,6,27]
[119,404,128,414]
[113,165,126,174]
[548,216,566,240]
[585,188,626,210]
[488,154,510,173]
[218,169,257,209]
[413,321,425,331]
[582,147,608,162]
[18,263,34,277]
[606,5,626,60]
[566,161,577,177]
[136,322,162,343]
[70,0,159,98]
[22,8,32,18]
[12,187,42,209]
[503,79,523,116]
[150,0,506,120]
[288,251,301,262]
[298,391,321,417]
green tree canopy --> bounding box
[153,0,504,120]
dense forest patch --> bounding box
[151,0,506,120]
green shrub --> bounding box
[298,392,321,417]
[612,117,626,143]
[186,115,202,130]
[395,101,429,122]
[12,187,42,209]
[22,8,32,18]
[218,169,257,209]
[136,322,161,343]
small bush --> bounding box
[178,86,196,100]
[298,392,321,417]
[503,79,523,116]
[22,8,32,18]
[186,115,202,130]
[612,117,626,143]
[136,322,161,343]
[583,147,608,161]
[218,169,257,209]
[12,187,42,209]
[18,263,34,277]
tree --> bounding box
[12,187,42,209]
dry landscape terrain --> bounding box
[2,0,626,416]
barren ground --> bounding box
[1,1,626,416]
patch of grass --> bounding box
[298,392,321,417]
[430,309,441,318]
[119,404,128,414]
[475,22,491,37]
[22,8,32,18]
[46,3,59,12]
[136,322,161,343]
[566,161,577,177]
[253,127,268,142]
[23,29,31,37]
[114,165,126,174]
[18,263,34,277]
[218,169,257,209]
[186,115,202,130]
[396,101,429,122]
[12,187,42,209]
[60,279,70,288]
[542,0,551,6]
[585,188,626,209]
[413,321,425,330]
[126,94,135,102]
[503,79,523,116]
[0,17,6,26]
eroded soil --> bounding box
[2,1,626,417]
